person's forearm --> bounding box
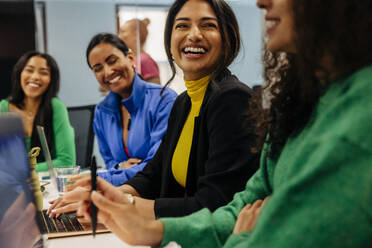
[119,184,140,196]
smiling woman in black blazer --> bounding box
[54,0,260,220]
[118,0,259,218]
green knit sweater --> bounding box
[160,65,372,247]
[0,98,76,172]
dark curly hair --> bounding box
[253,0,372,158]
[10,51,60,162]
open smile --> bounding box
[26,82,42,89]
[182,46,208,59]
[265,17,280,35]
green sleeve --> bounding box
[222,138,372,248]
[0,100,10,113]
[36,98,76,172]
[160,155,272,248]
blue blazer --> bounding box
[96,74,177,186]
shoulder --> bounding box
[316,65,372,151]
[51,98,69,116]
[95,92,119,113]
[207,72,253,105]
[144,83,178,101]
[51,97,67,109]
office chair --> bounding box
[67,105,95,168]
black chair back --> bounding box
[67,105,95,168]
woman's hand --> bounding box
[47,173,90,217]
[233,197,269,234]
[47,187,89,218]
[119,158,142,169]
[67,177,163,246]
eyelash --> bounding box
[175,23,217,30]
[24,69,49,75]
[202,23,217,28]
[175,24,188,29]
[108,58,117,65]
[94,67,102,73]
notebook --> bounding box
[36,125,109,238]
[0,113,44,248]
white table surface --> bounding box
[39,174,148,248]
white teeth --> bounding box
[184,47,206,53]
[266,20,278,29]
[28,83,40,88]
[109,75,121,84]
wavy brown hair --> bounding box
[253,0,372,158]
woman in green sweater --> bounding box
[0,51,75,172]
[66,0,372,247]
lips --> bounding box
[182,46,208,59]
[108,75,121,84]
[183,46,207,54]
[27,82,41,89]
[265,17,280,35]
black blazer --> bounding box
[125,71,259,217]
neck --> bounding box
[23,96,42,113]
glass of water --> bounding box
[54,166,80,195]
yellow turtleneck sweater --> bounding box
[172,74,211,187]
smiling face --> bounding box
[257,0,296,53]
[170,0,222,81]
[20,56,51,100]
[88,42,135,99]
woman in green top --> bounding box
[0,51,75,172]
[65,0,372,247]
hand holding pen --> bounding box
[90,156,97,237]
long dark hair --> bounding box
[163,0,240,86]
[10,51,60,161]
[252,0,372,158]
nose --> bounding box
[256,0,270,9]
[187,25,203,42]
[103,65,112,80]
[30,71,40,81]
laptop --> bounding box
[0,113,44,248]
[36,125,109,238]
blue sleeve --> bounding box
[93,109,121,169]
[98,162,146,186]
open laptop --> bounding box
[0,114,44,248]
[36,125,109,238]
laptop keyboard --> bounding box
[37,210,84,233]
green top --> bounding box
[0,98,76,172]
[160,65,372,248]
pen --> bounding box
[90,156,97,237]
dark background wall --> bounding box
[0,0,35,99]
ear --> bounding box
[126,49,135,67]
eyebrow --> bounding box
[25,65,50,71]
[175,17,218,22]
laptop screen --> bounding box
[0,114,43,248]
